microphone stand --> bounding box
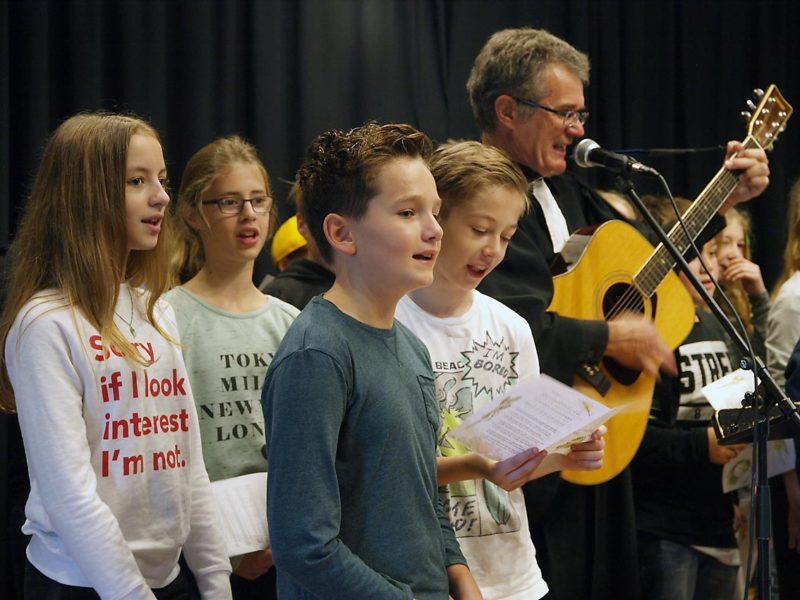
[614,174,800,600]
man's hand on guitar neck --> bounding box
[719,140,770,215]
[606,314,677,378]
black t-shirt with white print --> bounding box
[632,308,737,549]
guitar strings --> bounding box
[601,166,740,322]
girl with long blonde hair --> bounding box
[766,179,800,387]
[765,177,800,599]
[0,112,231,599]
[168,136,299,599]
[714,207,770,366]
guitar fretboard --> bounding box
[634,136,761,297]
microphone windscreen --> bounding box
[573,138,600,168]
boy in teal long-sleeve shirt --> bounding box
[262,123,481,600]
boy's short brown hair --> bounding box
[296,122,432,263]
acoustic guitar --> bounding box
[554,84,792,485]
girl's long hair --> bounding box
[715,208,755,334]
[0,112,177,412]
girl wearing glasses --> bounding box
[168,136,299,600]
[0,112,232,598]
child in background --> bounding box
[765,177,800,599]
[712,206,780,597]
[270,215,308,272]
[262,123,481,599]
[169,136,299,598]
[715,207,770,366]
[395,140,606,600]
[631,204,744,600]
[768,178,800,390]
[256,214,309,290]
[0,112,231,599]
[261,183,335,309]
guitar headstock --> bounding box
[741,84,793,151]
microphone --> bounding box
[573,138,660,176]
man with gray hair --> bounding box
[471,27,770,600]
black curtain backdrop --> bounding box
[2,0,800,594]
[3,0,800,285]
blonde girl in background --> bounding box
[768,179,800,387]
[765,178,800,599]
[715,207,770,366]
[0,112,231,599]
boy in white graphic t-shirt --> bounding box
[396,140,606,600]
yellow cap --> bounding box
[270,216,308,265]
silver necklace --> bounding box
[115,285,136,337]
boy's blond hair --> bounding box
[430,140,529,220]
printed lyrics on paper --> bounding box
[448,374,624,461]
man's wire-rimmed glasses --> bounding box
[513,97,589,127]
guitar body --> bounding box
[551,220,695,485]
[547,84,792,485]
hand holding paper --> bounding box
[447,374,621,463]
[541,426,607,473]
[479,447,549,491]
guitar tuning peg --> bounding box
[753,88,765,99]
[747,100,758,111]
[740,111,752,122]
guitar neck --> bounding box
[634,136,761,296]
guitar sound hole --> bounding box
[602,282,650,386]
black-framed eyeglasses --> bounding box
[513,97,589,127]
[201,196,272,215]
